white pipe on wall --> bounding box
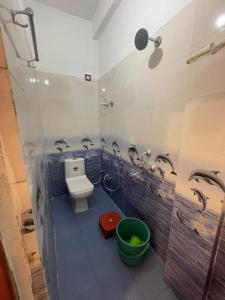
[186,37,225,64]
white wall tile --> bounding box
[191,0,225,52]
[180,94,225,154]
[187,49,225,99]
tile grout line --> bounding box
[153,286,168,300]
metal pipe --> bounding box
[187,38,225,64]
[149,36,162,48]
[12,7,39,67]
[203,196,225,299]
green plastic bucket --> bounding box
[119,243,150,266]
[116,218,150,255]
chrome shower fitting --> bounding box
[135,28,162,51]
[132,170,144,177]
[128,145,166,180]
[149,36,162,48]
[100,100,114,108]
[142,149,152,162]
[112,141,120,158]
[128,145,152,169]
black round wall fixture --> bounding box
[134,28,162,50]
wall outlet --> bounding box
[85,74,91,81]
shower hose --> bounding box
[102,156,121,192]
[92,156,121,192]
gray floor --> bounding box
[52,187,178,300]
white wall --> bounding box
[99,2,194,183]
[92,0,114,37]
[92,0,121,39]
[23,0,192,79]
[38,71,100,153]
[97,0,192,77]
[23,0,100,153]
[25,0,99,79]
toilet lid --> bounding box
[66,176,94,194]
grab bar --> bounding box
[186,37,225,64]
[12,7,39,68]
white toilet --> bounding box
[64,158,94,213]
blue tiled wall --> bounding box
[101,150,175,261]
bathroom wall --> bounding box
[37,71,100,153]
[23,0,193,156]
[97,0,192,76]
[99,2,194,260]
[98,0,225,299]
[24,0,98,79]
[208,223,225,299]
[101,148,177,259]
[23,0,100,154]
[165,1,225,299]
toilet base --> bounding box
[73,197,88,213]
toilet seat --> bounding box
[66,175,94,195]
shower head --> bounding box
[135,28,162,50]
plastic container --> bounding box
[99,211,121,239]
[118,243,150,266]
[116,218,150,255]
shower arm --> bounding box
[149,36,162,48]
[100,101,114,108]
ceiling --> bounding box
[34,0,101,20]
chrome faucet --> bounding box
[132,170,143,177]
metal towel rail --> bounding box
[12,7,39,68]
[186,37,225,64]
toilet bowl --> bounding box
[64,158,94,213]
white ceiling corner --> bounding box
[33,0,101,20]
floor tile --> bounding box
[51,187,175,300]
[70,284,101,300]
[57,252,97,300]
[135,263,167,300]
[98,268,137,300]
[156,287,178,300]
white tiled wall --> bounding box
[99,1,225,297]
[164,0,225,299]
[24,0,99,79]
[37,71,100,153]
[99,2,195,183]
